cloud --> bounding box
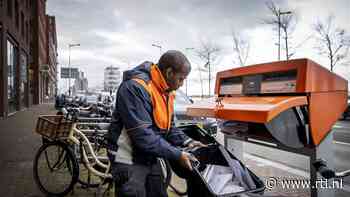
[47,0,350,92]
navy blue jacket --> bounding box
[107,62,190,165]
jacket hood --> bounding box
[123,61,171,93]
[123,61,153,82]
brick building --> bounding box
[0,0,33,117]
[32,0,47,104]
[45,15,58,101]
[0,0,58,118]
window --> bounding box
[15,1,19,28]
[7,0,12,17]
[26,21,29,43]
[7,40,17,112]
[29,19,33,42]
[21,12,24,36]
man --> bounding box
[107,50,204,197]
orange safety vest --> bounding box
[132,64,175,131]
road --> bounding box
[334,120,350,143]
[225,119,350,197]
[333,120,350,184]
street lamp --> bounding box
[152,44,162,56]
[68,43,80,96]
[277,10,292,60]
[185,47,195,96]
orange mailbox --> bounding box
[187,58,348,197]
[187,58,348,147]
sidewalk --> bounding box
[0,104,178,197]
[0,104,349,197]
[0,104,57,197]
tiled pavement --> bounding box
[0,104,57,197]
[0,104,349,197]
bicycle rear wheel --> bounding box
[33,141,79,196]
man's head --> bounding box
[158,50,191,91]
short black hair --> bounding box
[158,50,191,73]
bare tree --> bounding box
[263,1,296,60]
[196,40,221,96]
[313,16,350,72]
[197,65,206,98]
[287,34,313,60]
[232,31,250,66]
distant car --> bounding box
[65,96,73,103]
[342,97,350,120]
[85,95,98,105]
[174,90,217,135]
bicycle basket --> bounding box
[35,115,73,139]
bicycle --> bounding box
[33,115,175,197]
[59,108,180,193]
[73,124,110,188]
[33,115,113,196]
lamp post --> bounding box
[152,44,162,56]
[185,47,195,96]
[68,43,80,96]
[277,10,292,60]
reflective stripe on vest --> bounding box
[132,78,174,131]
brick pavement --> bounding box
[0,104,178,197]
[1,104,349,197]
[0,104,57,197]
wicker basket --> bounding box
[35,115,73,139]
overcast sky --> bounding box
[47,0,350,95]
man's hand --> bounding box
[179,152,196,171]
[187,140,207,149]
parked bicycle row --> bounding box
[33,98,189,197]
[55,93,114,119]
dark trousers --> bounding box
[111,161,168,197]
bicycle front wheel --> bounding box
[33,141,79,196]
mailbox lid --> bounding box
[187,96,308,123]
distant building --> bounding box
[32,0,58,104]
[74,71,88,93]
[104,66,121,92]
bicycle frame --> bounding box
[68,123,112,179]
[77,117,111,123]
